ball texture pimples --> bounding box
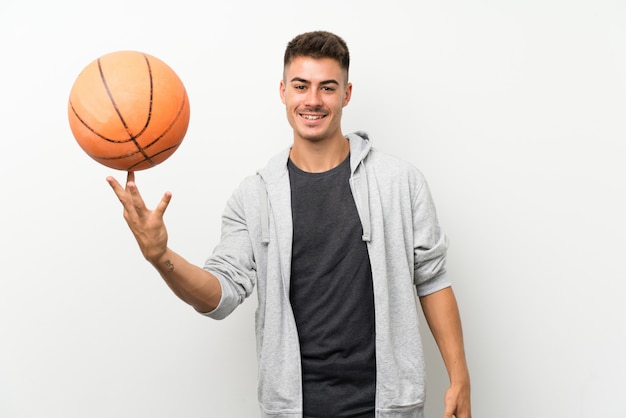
[68,50,190,171]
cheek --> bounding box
[281,90,292,105]
[284,95,302,110]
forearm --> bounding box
[419,286,470,385]
[150,248,222,313]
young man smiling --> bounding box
[281,54,351,150]
[108,31,471,418]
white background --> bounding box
[1,0,625,417]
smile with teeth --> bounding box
[300,114,325,120]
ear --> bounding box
[279,79,287,104]
[342,82,353,107]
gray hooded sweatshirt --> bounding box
[203,131,450,417]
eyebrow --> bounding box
[290,77,340,86]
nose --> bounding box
[304,88,323,108]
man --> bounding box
[108,31,471,418]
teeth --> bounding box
[302,114,323,120]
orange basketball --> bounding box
[68,50,190,171]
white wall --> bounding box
[1,0,625,417]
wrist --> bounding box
[446,359,471,386]
[146,247,169,268]
[449,369,471,387]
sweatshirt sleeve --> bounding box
[202,185,257,320]
[412,173,451,297]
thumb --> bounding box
[154,191,172,218]
[443,391,456,418]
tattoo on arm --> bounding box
[164,259,174,272]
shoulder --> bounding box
[366,147,427,187]
[233,145,290,194]
[348,130,422,178]
[228,174,264,206]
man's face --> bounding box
[280,56,352,144]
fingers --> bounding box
[154,191,172,218]
[106,175,124,197]
[442,388,456,418]
[106,172,136,200]
[106,173,171,220]
[126,177,148,214]
[442,385,471,418]
[106,171,146,215]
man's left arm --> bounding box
[420,286,472,418]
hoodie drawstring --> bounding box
[357,160,372,242]
[259,176,270,244]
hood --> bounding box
[256,131,373,244]
[258,131,372,184]
[346,130,372,174]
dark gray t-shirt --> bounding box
[288,155,376,417]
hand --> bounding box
[443,380,471,418]
[106,172,171,264]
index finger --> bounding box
[106,175,125,198]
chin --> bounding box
[299,132,328,143]
[294,126,325,142]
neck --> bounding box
[289,134,349,173]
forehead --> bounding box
[284,56,347,82]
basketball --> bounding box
[68,50,190,171]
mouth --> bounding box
[299,113,326,121]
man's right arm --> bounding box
[106,172,222,313]
[149,246,222,313]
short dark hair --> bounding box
[283,31,350,74]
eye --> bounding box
[293,84,307,90]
